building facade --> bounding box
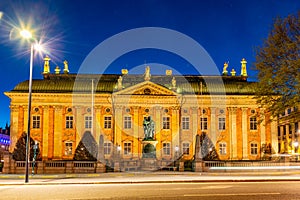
[5,58,278,165]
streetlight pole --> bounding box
[25,43,34,183]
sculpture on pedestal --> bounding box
[143,116,155,140]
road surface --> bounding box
[0,181,299,200]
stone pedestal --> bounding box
[193,160,204,172]
[142,140,158,158]
[140,158,158,171]
[114,162,120,172]
[179,161,185,172]
[2,153,12,174]
[96,162,106,173]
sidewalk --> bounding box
[1,171,300,185]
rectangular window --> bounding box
[200,117,208,130]
[250,117,257,130]
[124,142,132,155]
[162,117,170,129]
[219,143,227,155]
[183,143,190,155]
[65,142,73,156]
[124,116,132,129]
[66,116,73,129]
[162,142,171,155]
[32,116,40,129]
[218,117,225,130]
[104,116,112,129]
[250,143,258,155]
[85,116,92,129]
[104,142,112,155]
[182,117,190,130]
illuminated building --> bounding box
[4,57,278,166]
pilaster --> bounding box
[241,107,248,160]
[229,107,238,160]
[53,106,63,159]
[271,119,278,153]
[114,105,123,147]
[42,106,49,159]
[171,106,180,157]
[133,106,140,159]
[210,107,216,144]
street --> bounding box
[0,181,300,200]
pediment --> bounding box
[114,81,177,96]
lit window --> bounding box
[250,143,258,155]
[85,116,92,129]
[104,142,112,155]
[162,142,171,155]
[219,143,227,155]
[218,117,225,130]
[200,117,208,130]
[32,116,40,129]
[182,117,190,130]
[162,117,170,129]
[183,143,190,155]
[124,116,132,129]
[104,116,112,129]
[124,142,132,155]
[65,142,72,156]
[66,116,73,129]
[250,117,257,130]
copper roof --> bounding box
[9,74,256,95]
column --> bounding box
[210,107,216,145]
[42,106,49,160]
[229,107,238,159]
[53,106,63,159]
[280,125,284,153]
[133,106,140,159]
[155,106,162,135]
[260,110,266,159]
[114,105,123,147]
[241,107,248,160]
[271,120,278,153]
[95,106,102,144]
[286,124,290,153]
[171,107,180,157]
[75,106,83,147]
[9,105,20,152]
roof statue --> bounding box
[172,77,176,88]
[222,62,228,75]
[144,66,151,81]
[55,66,61,74]
[43,56,51,74]
[117,76,123,90]
[241,58,247,76]
[63,60,69,74]
[231,68,236,76]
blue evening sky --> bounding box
[0,0,299,127]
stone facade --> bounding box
[4,62,279,164]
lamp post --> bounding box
[20,29,33,183]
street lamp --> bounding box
[20,29,34,183]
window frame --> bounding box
[64,141,73,156]
[124,142,132,155]
[104,142,112,155]
[65,115,74,129]
[85,116,92,129]
[32,115,41,129]
[200,117,208,130]
[250,143,258,155]
[162,116,170,130]
[218,117,226,130]
[182,116,190,130]
[124,116,132,129]
[162,142,171,155]
[182,142,190,155]
[219,142,227,155]
[250,116,257,130]
[104,116,112,129]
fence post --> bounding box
[2,152,11,174]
